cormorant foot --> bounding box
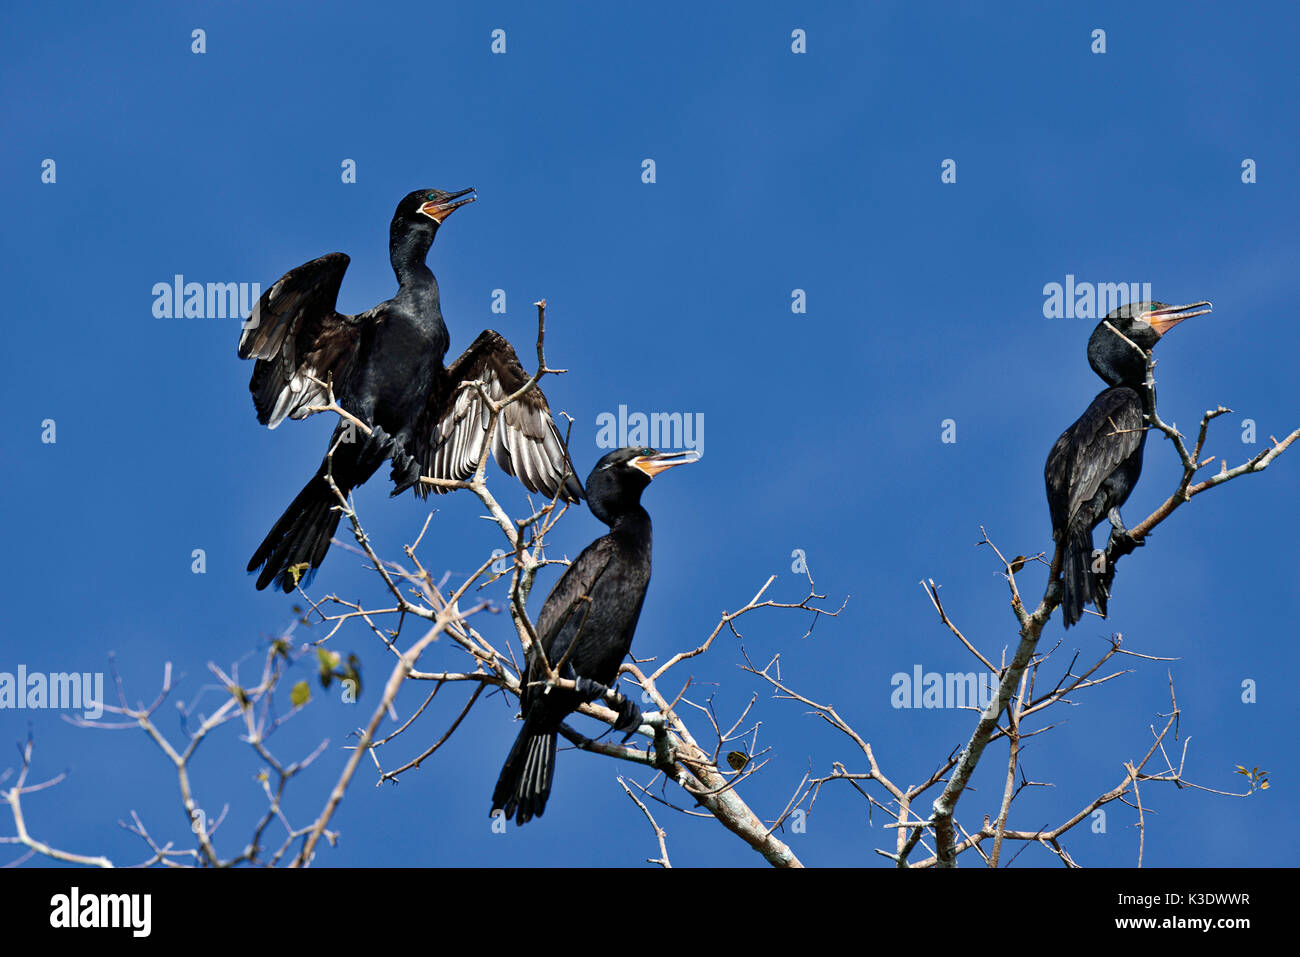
[358,423,394,465]
[1107,527,1145,558]
[612,695,644,741]
[389,448,421,495]
[572,678,642,739]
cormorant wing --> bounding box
[536,544,614,658]
[238,253,361,429]
[420,329,583,502]
[1045,387,1146,533]
[521,541,617,711]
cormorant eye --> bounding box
[641,448,653,456]
[426,192,437,201]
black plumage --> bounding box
[238,189,583,592]
[492,446,697,825]
[1045,300,1211,627]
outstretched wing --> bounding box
[238,253,361,429]
[1045,387,1145,534]
[419,329,583,502]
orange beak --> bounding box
[631,450,700,479]
[419,187,476,223]
[1144,301,1212,337]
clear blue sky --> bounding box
[2,2,1296,867]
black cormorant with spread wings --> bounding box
[1045,300,1211,627]
[491,446,697,825]
[238,189,583,592]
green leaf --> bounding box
[290,680,311,707]
[317,648,341,687]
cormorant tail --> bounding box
[1060,528,1098,630]
[491,724,556,826]
[248,469,345,593]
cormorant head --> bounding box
[392,187,476,235]
[413,187,476,224]
[585,446,698,526]
[388,188,476,268]
[1087,300,1211,386]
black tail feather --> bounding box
[491,724,556,826]
[248,470,345,592]
[248,427,394,593]
[1061,528,1112,629]
[1060,531,1087,629]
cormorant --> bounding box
[1044,300,1211,627]
[238,189,583,592]
[491,446,697,825]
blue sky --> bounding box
[1,2,1296,868]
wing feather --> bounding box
[418,330,583,502]
[521,542,616,714]
[238,253,360,429]
[1046,387,1145,533]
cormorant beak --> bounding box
[419,187,477,223]
[632,450,700,479]
[1143,301,1212,337]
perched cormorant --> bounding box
[491,446,697,825]
[1044,300,1211,628]
[238,189,583,592]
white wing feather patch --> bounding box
[427,364,573,496]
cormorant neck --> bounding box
[1088,341,1148,391]
[1091,348,1155,412]
[593,501,651,538]
[611,507,652,550]
[390,223,437,288]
